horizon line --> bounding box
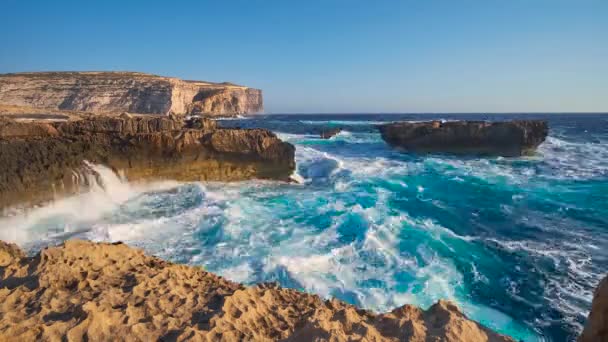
[262,111,608,115]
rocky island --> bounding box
[0,72,263,117]
[378,120,549,156]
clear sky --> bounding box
[1,0,606,113]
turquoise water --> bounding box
[1,114,606,341]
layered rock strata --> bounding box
[378,120,548,156]
[0,72,263,116]
[0,115,294,209]
[0,239,514,341]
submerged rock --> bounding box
[320,127,342,139]
[0,115,294,209]
[579,275,608,342]
[378,120,548,156]
[0,239,514,341]
[0,71,263,117]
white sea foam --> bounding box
[0,163,181,246]
[537,136,608,180]
[299,120,388,126]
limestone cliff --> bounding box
[0,240,513,341]
[0,72,263,117]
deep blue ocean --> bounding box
[1,114,606,341]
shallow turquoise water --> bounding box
[1,114,606,341]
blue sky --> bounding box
[1,0,606,113]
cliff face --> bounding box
[0,115,294,209]
[0,240,513,341]
[378,120,548,157]
[0,72,263,117]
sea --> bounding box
[1,113,606,342]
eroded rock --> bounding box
[0,240,514,341]
[378,120,548,156]
[0,115,294,209]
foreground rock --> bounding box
[0,72,263,117]
[0,115,294,209]
[579,275,608,342]
[378,120,548,156]
[0,240,513,341]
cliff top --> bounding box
[0,71,248,89]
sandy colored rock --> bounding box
[0,240,513,341]
[579,275,608,342]
[0,118,59,138]
[0,72,263,117]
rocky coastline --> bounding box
[1,240,604,341]
[0,114,294,210]
[0,74,600,341]
[0,239,516,341]
[378,120,549,156]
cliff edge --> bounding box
[0,72,263,117]
[0,240,513,341]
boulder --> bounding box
[320,127,342,139]
[378,120,548,156]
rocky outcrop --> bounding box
[320,128,342,139]
[378,120,548,156]
[579,275,608,342]
[0,115,294,209]
[0,239,513,341]
[0,72,263,117]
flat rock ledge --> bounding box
[378,120,548,156]
[0,115,295,209]
[0,240,514,342]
